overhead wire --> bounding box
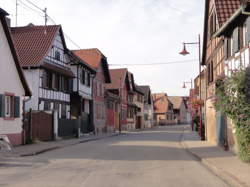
[17,0,44,17]
[14,0,81,49]
[109,59,198,66]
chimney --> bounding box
[5,17,10,28]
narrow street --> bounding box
[0,125,228,187]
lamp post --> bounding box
[179,34,203,140]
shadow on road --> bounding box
[34,125,233,161]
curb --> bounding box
[180,131,247,187]
[19,133,120,157]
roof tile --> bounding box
[215,0,241,26]
[11,25,60,67]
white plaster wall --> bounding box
[23,69,40,111]
[0,21,25,135]
[70,65,92,99]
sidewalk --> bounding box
[181,128,250,187]
[3,132,119,157]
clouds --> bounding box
[1,0,204,95]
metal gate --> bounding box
[32,111,53,141]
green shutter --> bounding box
[14,96,20,118]
[0,94,5,117]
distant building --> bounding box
[152,93,174,126]
[140,86,154,128]
[168,96,188,124]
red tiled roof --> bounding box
[11,25,60,67]
[105,68,127,89]
[72,48,104,69]
[215,0,241,26]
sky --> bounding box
[1,0,205,96]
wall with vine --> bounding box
[215,68,250,162]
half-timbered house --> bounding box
[202,0,241,144]
[213,0,250,151]
[140,86,154,128]
[11,24,75,120]
[134,85,145,129]
[0,8,31,145]
[68,51,96,133]
[72,49,111,134]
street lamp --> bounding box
[182,79,193,89]
[179,34,203,140]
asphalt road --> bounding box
[0,125,229,187]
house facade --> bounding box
[11,24,74,119]
[73,49,111,134]
[140,86,154,128]
[126,72,137,130]
[69,51,96,133]
[202,0,241,144]
[134,85,145,129]
[152,93,175,126]
[105,68,130,131]
[213,0,250,151]
[105,90,120,132]
[0,8,31,145]
[168,96,188,124]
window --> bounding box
[209,11,217,37]
[5,96,12,117]
[233,27,240,53]
[44,101,50,111]
[55,51,61,61]
[207,62,214,83]
[42,70,52,89]
[0,94,20,118]
[52,74,59,90]
[61,104,67,119]
[87,73,91,87]
[81,69,85,84]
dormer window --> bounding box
[55,50,61,61]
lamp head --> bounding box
[179,44,190,56]
[182,82,186,89]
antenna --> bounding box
[43,7,47,34]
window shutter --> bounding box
[0,94,5,117]
[224,38,229,59]
[14,96,20,118]
[246,16,250,44]
[233,27,239,53]
[69,79,73,92]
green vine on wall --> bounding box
[215,69,250,162]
